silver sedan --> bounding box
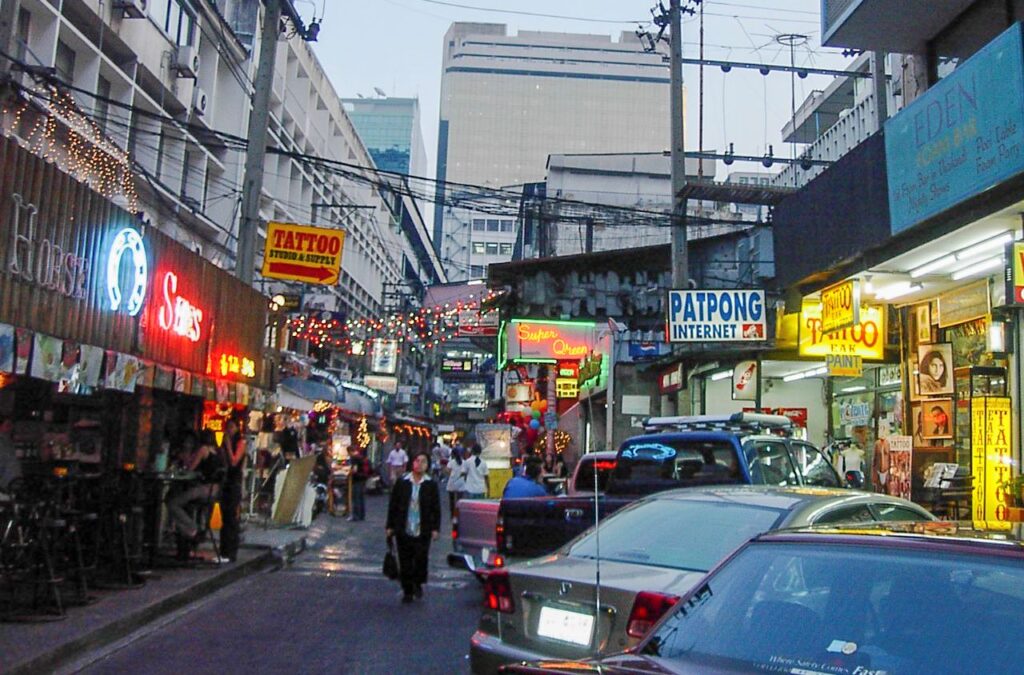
[470,485,934,674]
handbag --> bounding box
[382,536,400,580]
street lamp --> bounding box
[603,318,626,452]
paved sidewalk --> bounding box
[1,525,311,675]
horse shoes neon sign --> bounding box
[106,228,148,316]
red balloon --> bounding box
[539,399,549,412]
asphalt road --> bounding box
[73,492,481,675]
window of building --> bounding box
[15,8,30,62]
[486,219,500,232]
[55,40,75,84]
[500,220,514,232]
[470,265,485,277]
[485,242,499,255]
[96,76,111,135]
[499,243,513,255]
[472,219,486,231]
[151,0,196,47]
[472,242,486,254]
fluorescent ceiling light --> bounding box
[875,282,922,300]
[810,366,828,376]
[951,255,1003,281]
[841,385,867,393]
[709,369,732,381]
[955,232,1012,261]
[782,371,807,383]
[782,364,827,382]
[909,254,955,278]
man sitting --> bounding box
[502,458,548,498]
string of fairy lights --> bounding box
[2,85,139,212]
[286,289,503,352]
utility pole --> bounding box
[237,0,283,284]
[669,0,688,289]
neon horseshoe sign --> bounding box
[106,228,148,316]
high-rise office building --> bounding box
[435,23,671,280]
[341,97,428,177]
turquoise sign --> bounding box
[886,23,1024,234]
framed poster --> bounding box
[917,343,954,396]
[921,399,954,439]
[914,304,932,345]
[908,354,922,402]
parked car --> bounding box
[449,452,618,576]
[500,522,1024,674]
[496,413,853,562]
[471,485,934,673]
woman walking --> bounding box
[445,446,466,514]
[385,450,441,604]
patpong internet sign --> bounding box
[261,222,345,285]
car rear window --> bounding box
[609,439,743,494]
[573,457,615,493]
[566,499,784,572]
[646,541,1024,673]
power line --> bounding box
[411,0,646,24]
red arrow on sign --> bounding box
[267,261,334,281]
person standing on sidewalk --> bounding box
[386,443,408,489]
[348,448,370,521]
[445,446,466,514]
[462,444,489,499]
[386,450,441,604]
[219,418,247,563]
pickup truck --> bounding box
[448,451,617,576]
[495,413,854,561]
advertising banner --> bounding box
[371,339,399,374]
[886,23,1024,233]
[260,221,345,285]
[457,310,499,337]
[501,319,598,364]
[732,361,758,401]
[1006,241,1024,305]
[798,300,885,360]
[971,396,1013,530]
[819,280,860,334]
[667,290,766,343]
[364,374,398,394]
[887,435,913,501]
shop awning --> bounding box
[277,376,337,411]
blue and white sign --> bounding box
[667,289,766,343]
[886,23,1024,234]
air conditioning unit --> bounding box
[113,0,148,19]
[192,87,209,116]
[173,46,200,79]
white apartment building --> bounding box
[435,23,672,280]
[9,0,437,321]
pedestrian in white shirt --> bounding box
[461,443,489,498]
[386,443,409,489]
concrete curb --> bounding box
[7,551,275,675]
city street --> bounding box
[70,494,479,675]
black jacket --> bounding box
[386,474,442,538]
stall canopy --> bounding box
[277,376,337,411]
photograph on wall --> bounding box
[917,343,954,396]
[921,399,954,440]
[31,333,63,382]
[914,304,931,345]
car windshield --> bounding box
[644,540,1024,674]
[566,499,785,572]
[610,439,745,494]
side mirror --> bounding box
[845,470,865,489]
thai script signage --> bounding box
[819,280,859,334]
[971,396,1013,530]
[260,221,345,285]
[886,23,1024,233]
[798,300,885,360]
[216,352,256,379]
[666,289,766,342]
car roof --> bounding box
[622,431,781,444]
[638,485,924,513]
[757,522,1024,557]
[578,451,617,461]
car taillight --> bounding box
[452,505,459,541]
[483,568,515,613]
[492,554,505,568]
[626,591,679,638]
[495,511,505,551]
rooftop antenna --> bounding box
[373,87,387,98]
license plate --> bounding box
[537,606,595,646]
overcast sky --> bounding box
[310,0,852,181]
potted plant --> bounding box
[998,475,1024,508]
